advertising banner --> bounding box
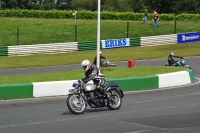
[101,38,130,49]
[177,32,200,43]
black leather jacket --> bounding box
[168,54,182,62]
[82,64,105,83]
[93,55,106,65]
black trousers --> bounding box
[168,60,178,66]
[93,78,106,93]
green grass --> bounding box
[0,42,197,84]
[0,17,199,84]
[0,42,199,69]
[0,66,186,84]
[0,17,200,46]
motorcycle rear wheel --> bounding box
[67,94,86,115]
[107,89,122,110]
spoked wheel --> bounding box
[107,89,122,110]
[67,94,86,115]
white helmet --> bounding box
[99,51,102,54]
[81,60,91,72]
[170,52,175,56]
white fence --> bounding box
[141,34,177,46]
[8,42,78,56]
[6,34,178,56]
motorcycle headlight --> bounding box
[72,81,78,88]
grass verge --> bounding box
[0,66,186,84]
[0,17,200,46]
[0,42,199,69]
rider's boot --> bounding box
[98,86,111,101]
[102,87,111,101]
[104,91,111,101]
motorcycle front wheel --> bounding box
[107,89,122,110]
[67,94,86,115]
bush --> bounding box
[0,10,200,20]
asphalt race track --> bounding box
[0,56,200,133]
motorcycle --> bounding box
[165,59,194,73]
[67,80,123,115]
[100,58,116,67]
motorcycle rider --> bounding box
[80,59,111,100]
[93,51,106,66]
[168,52,184,66]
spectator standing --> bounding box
[153,14,159,28]
[152,10,157,25]
[143,9,148,24]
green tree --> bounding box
[71,0,97,11]
[172,0,199,14]
[142,0,173,13]
[42,0,56,10]
[56,0,72,10]
[134,0,144,12]
[101,0,132,12]
[18,0,32,9]
[2,0,200,14]
[196,1,200,13]
[33,0,44,10]
[2,0,18,9]
[101,0,118,11]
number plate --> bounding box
[69,89,78,93]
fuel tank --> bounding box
[84,84,97,92]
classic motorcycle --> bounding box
[100,58,116,67]
[67,80,123,115]
[165,59,194,73]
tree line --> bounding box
[0,0,200,14]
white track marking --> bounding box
[124,130,149,133]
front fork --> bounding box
[71,93,88,106]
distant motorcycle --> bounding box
[100,58,116,67]
[165,59,194,73]
[67,80,123,115]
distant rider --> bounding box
[168,52,183,66]
[81,59,110,99]
[93,51,106,66]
